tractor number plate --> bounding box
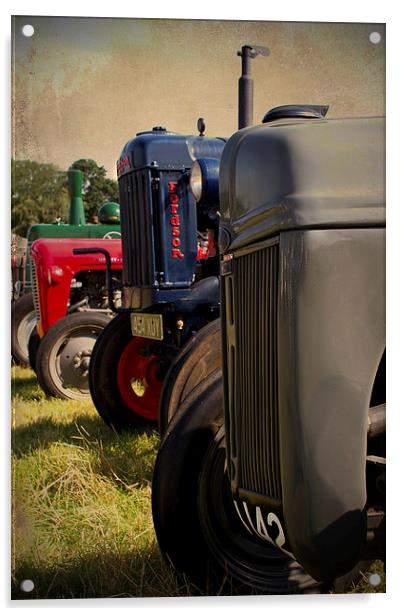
[131,312,164,341]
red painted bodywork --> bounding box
[30,238,122,337]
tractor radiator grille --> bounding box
[24,241,32,291]
[30,259,41,321]
[118,170,156,287]
[226,241,282,501]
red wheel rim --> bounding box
[117,337,164,421]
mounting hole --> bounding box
[20,579,35,593]
[368,572,382,587]
[369,32,381,45]
[22,24,35,38]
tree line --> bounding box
[11,159,119,236]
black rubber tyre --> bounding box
[11,293,36,367]
[27,329,41,374]
[88,313,151,431]
[152,370,366,595]
[159,319,221,436]
[36,311,111,400]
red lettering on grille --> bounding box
[168,182,185,259]
[116,154,131,177]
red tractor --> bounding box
[11,168,121,368]
[29,237,122,400]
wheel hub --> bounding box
[58,338,96,389]
[130,377,146,397]
[117,336,168,421]
[72,349,92,377]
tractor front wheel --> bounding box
[158,318,221,436]
[36,312,111,400]
[27,328,41,374]
[89,313,171,431]
[11,293,36,367]
[152,370,367,595]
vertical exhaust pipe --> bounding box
[238,44,270,130]
[67,169,86,226]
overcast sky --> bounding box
[12,16,385,177]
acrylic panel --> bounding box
[11,15,385,600]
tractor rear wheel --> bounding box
[89,313,171,431]
[36,312,111,400]
[11,293,36,367]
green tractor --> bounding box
[11,168,121,367]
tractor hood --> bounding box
[219,116,385,252]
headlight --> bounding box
[189,158,220,204]
[189,160,203,202]
[48,265,64,284]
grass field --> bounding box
[11,365,194,599]
[11,366,385,599]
